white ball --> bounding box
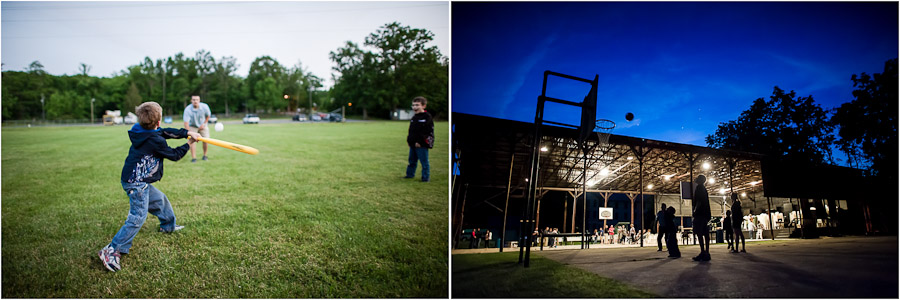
[215,122,224,132]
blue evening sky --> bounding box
[451,2,898,151]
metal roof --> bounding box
[453,113,766,196]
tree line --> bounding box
[1,22,448,121]
[706,58,897,180]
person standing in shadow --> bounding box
[665,206,680,258]
[692,175,712,262]
[656,203,667,251]
[723,210,734,251]
[731,193,747,253]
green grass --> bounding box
[2,121,448,298]
[452,252,657,298]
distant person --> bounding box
[182,95,211,163]
[404,96,434,182]
[757,221,764,240]
[724,210,734,251]
[607,225,615,244]
[543,227,551,247]
[665,206,680,258]
[732,193,746,253]
[592,229,600,244]
[470,228,479,249]
[656,203,667,251]
[629,224,636,244]
[692,175,712,262]
[484,230,492,248]
[98,101,200,272]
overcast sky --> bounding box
[1,1,449,88]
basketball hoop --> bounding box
[595,119,615,147]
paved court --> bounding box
[528,236,897,297]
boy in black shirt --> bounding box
[404,96,434,182]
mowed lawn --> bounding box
[452,252,655,298]
[1,120,448,298]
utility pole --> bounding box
[91,98,95,124]
[40,94,45,121]
[308,86,314,117]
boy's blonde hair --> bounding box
[136,102,162,130]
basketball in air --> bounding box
[215,122,224,132]
[625,112,634,121]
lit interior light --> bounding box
[525,178,529,182]
[627,156,634,160]
[587,180,598,186]
[750,181,758,186]
[647,184,654,190]
[540,146,548,152]
[719,188,726,194]
[741,192,746,197]
[708,177,716,184]
[599,168,610,177]
[663,175,673,181]
[702,162,711,170]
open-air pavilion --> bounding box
[451,112,874,251]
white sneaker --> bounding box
[98,245,121,272]
[159,225,185,233]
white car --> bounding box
[123,112,138,124]
[242,114,260,124]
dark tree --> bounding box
[706,86,835,165]
[830,58,898,178]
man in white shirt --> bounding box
[183,95,212,162]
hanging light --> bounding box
[719,188,726,194]
[702,162,711,170]
[647,184,654,190]
[741,192,746,197]
[708,177,716,184]
[627,156,634,160]
[663,175,673,181]
[599,168,610,177]
[540,146,548,152]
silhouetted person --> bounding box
[665,206,680,258]
[732,193,747,253]
[724,210,734,251]
[656,203,667,251]
[692,175,712,261]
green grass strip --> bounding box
[452,252,657,298]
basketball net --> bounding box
[595,119,615,149]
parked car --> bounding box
[123,112,138,124]
[292,114,308,122]
[329,112,343,122]
[209,114,218,123]
[310,114,322,121]
[242,114,260,124]
[163,116,173,124]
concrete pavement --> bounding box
[526,236,898,297]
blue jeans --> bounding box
[406,147,430,181]
[109,182,177,253]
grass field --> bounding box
[1,121,448,298]
[452,252,656,298]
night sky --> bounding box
[451,2,897,151]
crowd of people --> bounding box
[467,175,758,260]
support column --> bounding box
[501,154,515,252]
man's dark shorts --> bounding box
[693,218,710,236]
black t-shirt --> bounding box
[407,111,434,148]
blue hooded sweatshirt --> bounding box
[120,124,190,183]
